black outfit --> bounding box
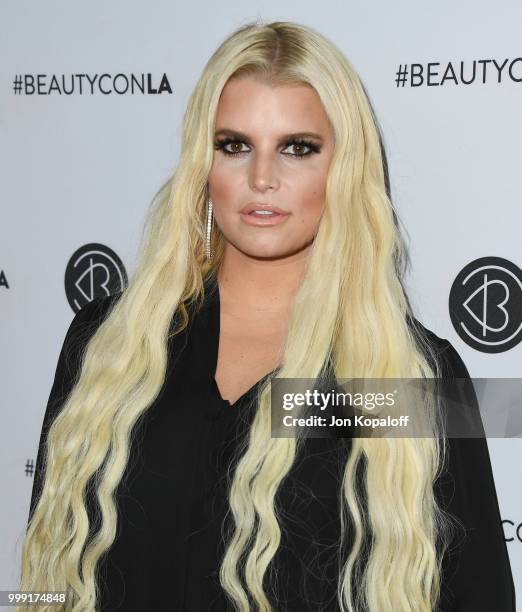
[29,279,516,611]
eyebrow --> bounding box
[214,128,324,143]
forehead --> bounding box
[215,77,331,134]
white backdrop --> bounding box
[1,0,520,603]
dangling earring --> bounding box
[205,198,214,261]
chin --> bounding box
[236,241,302,260]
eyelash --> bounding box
[213,137,321,159]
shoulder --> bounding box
[407,315,472,379]
[42,292,124,426]
[57,292,123,380]
[73,291,122,324]
[66,292,122,338]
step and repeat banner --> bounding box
[1,0,520,603]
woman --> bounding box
[20,20,515,612]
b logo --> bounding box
[65,243,128,313]
[449,257,522,353]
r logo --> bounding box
[65,243,128,313]
[449,257,522,353]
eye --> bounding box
[283,140,319,158]
[214,139,250,155]
[213,137,321,159]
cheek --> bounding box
[292,173,328,222]
[208,164,241,201]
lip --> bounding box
[239,202,291,227]
[240,202,289,215]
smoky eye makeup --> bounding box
[213,135,323,159]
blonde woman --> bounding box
[20,20,515,612]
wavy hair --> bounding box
[19,20,460,612]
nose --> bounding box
[249,150,279,192]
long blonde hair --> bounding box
[19,20,459,611]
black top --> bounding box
[29,279,516,611]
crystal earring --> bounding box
[205,198,213,261]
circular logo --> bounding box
[449,256,522,353]
[65,243,128,313]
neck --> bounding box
[216,242,310,316]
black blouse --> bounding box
[28,279,516,611]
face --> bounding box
[208,77,335,260]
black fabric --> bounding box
[28,281,516,611]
